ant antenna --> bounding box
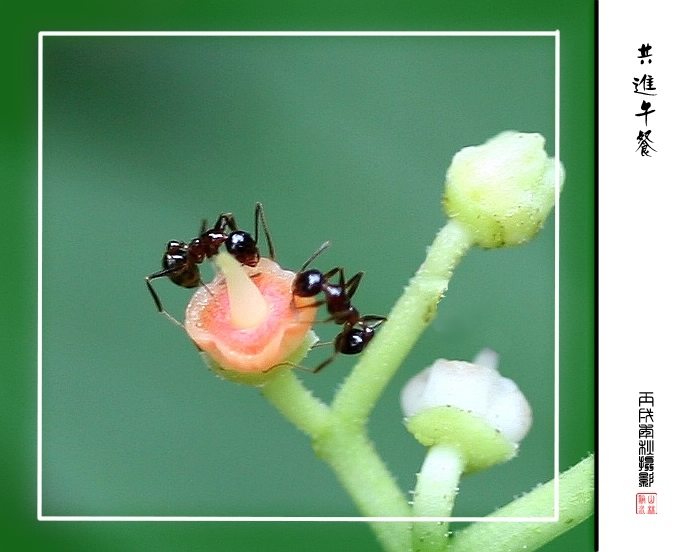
[254,202,276,261]
[298,241,332,273]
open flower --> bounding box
[401,349,532,473]
[184,250,318,385]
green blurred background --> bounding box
[42,33,557,517]
[2,2,594,551]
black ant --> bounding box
[273,242,386,373]
[145,203,274,323]
[307,315,386,373]
[291,242,365,327]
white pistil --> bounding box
[214,250,268,329]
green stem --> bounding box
[313,425,414,552]
[262,369,413,552]
[332,220,472,425]
[450,455,594,552]
[411,444,465,552]
[261,369,331,436]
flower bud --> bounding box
[401,350,532,473]
[443,131,563,248]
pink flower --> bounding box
[185,253,318,381]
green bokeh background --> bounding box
[42,33,556,518]
[2,2,594,551]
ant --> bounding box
[278,242,387,373]
[308,315,386,373]
[145,202,274,323]
[291,241,365,327]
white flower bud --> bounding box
[401,351,532,473]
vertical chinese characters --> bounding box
[634,43,657,156]
[637,391,655,488]
[636,390,657,516]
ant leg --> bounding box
[145,275,165,313]
[199,218,208,235]
[263,361,291,373]
[145,263,205,329]
[160,309,187,330]
[264,352,337,374]
[308,333,343,373]
[260,339,334,374]
[344,271,364,300]
[355,315,387,334]
[294,299,327,313]
[145,275,187,329]
[321,267,363,299]
[263,339,338,374]
[323,266,341,280]
[312,351,339,373]
[309,338,335,349]
[255,203,276,260]
[263,360,312,374]
[360,315,387,326]
[145,266,182,313]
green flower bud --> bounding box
[443,131,563,248]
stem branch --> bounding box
[450,455,594,552]
[332,220,472,425]
[411,444,465,552]
[261,369,331,436]
[313,426,413,552]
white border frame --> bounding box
[38,30,561,523]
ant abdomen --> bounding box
[168,266,201,289]
[337,326,370,355]
[160,241,201,288]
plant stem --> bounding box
[411,444,465,552]
[449,454,594,552]
[261,369,331,436]
[332,220,472,425]
[313,425,414,552]
[262,370,413,552]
